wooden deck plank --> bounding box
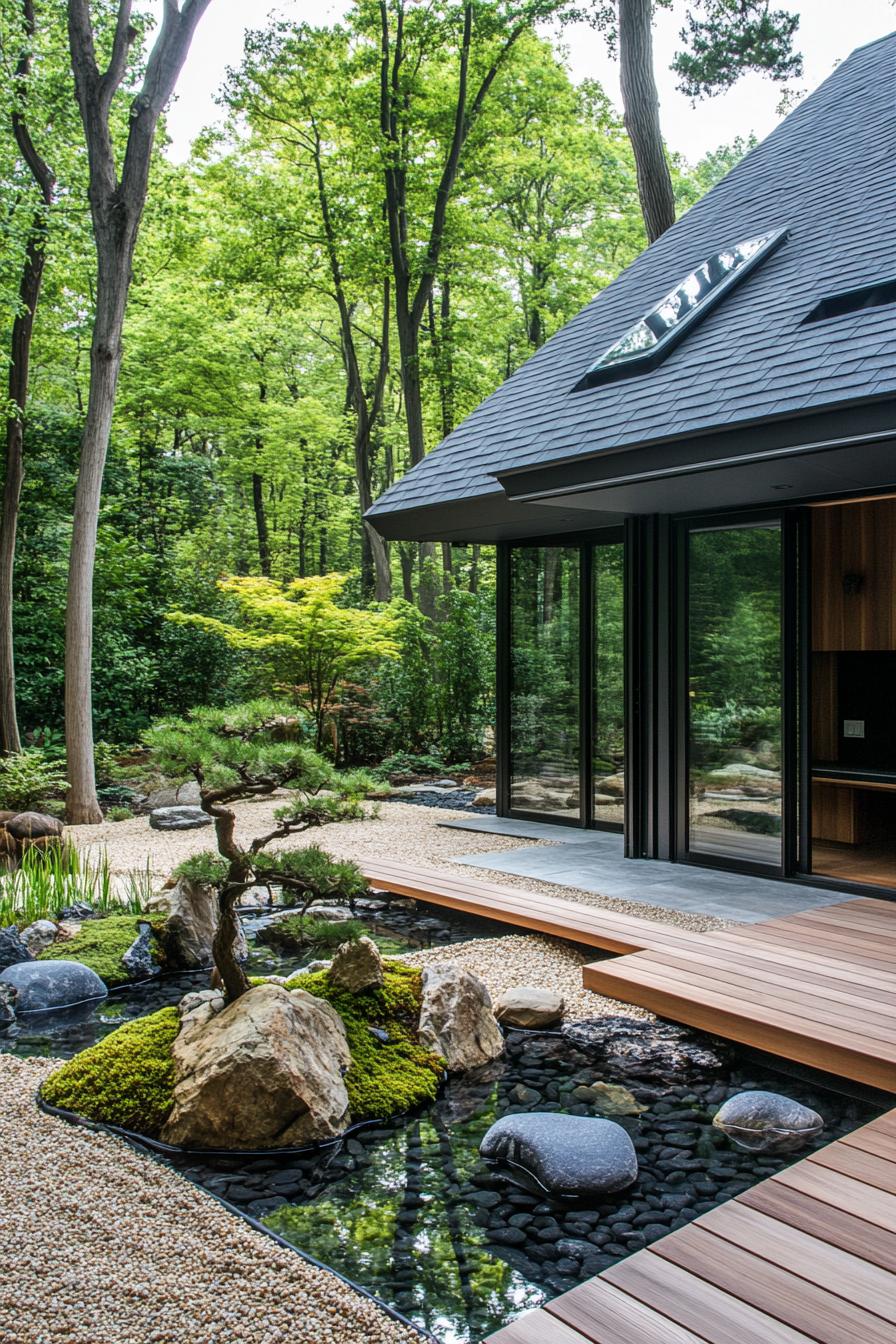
[544,1279,709,1344]
[696,1201,896,1322]
[808,1142,896,1193]
[600,1249,821,1343]
[483,1310,589,1344]
[738,1181,896,1272]
[769,1160,896,1231]
[651,1223,896,1344]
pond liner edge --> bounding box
[34,1091,437,1342]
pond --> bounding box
[0,898,508,1061]
[166,1021,882,1344]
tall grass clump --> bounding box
[0,847,147,927]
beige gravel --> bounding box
[0,1055,418,1344]
[73,798,728,932]
[401,934,650,1023]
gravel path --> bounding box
[0,1055,419,1344]
[401,934,650,1022]
[74,798,728,932]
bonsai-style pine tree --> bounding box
[146,699,373,1001]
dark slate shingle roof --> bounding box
[368,32,896,536]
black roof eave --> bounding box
[366,394,896,544]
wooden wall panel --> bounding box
[812,500,896,651]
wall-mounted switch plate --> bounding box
[843,719,866,738]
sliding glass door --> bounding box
[686,519,784,868]
[506,536,624,828]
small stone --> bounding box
[19,920,58,957]
[494,986,565,1030]
[713,1091,824,1153]
[480,1113,638,1200]
[329,936,384,993]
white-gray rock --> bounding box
[161,984,351,1149]
[494,986,565,1029]
[122,922,160,980]
[480,1113,638,1199]
[149,806,212,832]
[472,788,496,807]
[329,936,384,993]
[418,963,503,1071]
[713,1090,824,1152]
[19,919,58,957]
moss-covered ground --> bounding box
[281,961,444,1119]
[40,1007,178,1135]
[39,914,159,987]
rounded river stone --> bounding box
[480,1113,638,1200]
[0,959,107,1012]
[149,806,212,831]
[713,1090,823,1152]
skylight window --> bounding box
[575,227,788,391]
[803,277,896,324]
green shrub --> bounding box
[40,1008,179,1135]
[39,913,156,987]
[105,806,133,822]
[0,749,67,812]
[282,962,444,1118]
[257,914,363,954]
[172,850,230,885]
[253,845,368,907]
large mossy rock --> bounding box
[160,984,352,1149]
[480,1112,638,1200]
[282,961,445,1119]
[418,962,504,1072]
[1,958,107,1012]
[40,1008,179,1133]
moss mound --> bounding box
[39,914,158,987]
[282,961,444,1119]
[41,1008,178,1136]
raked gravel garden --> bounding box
[0,790,879,1344]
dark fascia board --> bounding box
[494,394,896,504]
[364,489,619,544]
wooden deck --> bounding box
[584,897,896,1091]
[485,1109,896,1344]
[359,856,712,956]
[360,858,896,1342]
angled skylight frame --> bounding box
[574,226,789,392]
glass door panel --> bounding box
[509,546,580,819]
[688,521,783,867]
[594,542,625,826]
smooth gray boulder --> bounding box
[481,1113,638,1200]
[0,926,32,971]
[0,959,107,1012]
[713,1090,824,1152]
[149,806,212,831]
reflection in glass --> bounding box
[509,547,580,819]
[688,523,782,866]
[588,229,786,379]
[594,543,625,825]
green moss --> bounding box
[281,961,444,1119]
[40,1008,178,1136]
[39,914,156,987]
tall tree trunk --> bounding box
[399,544,415,603]
[65,249,129,823]
[0,218,46,756]
[251,469,271,576]
[1,0,56,755]
[618,0,676,243]
[65,0,214,823]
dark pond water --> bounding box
[0,898,507,1060]
[167,1023,883,1344]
